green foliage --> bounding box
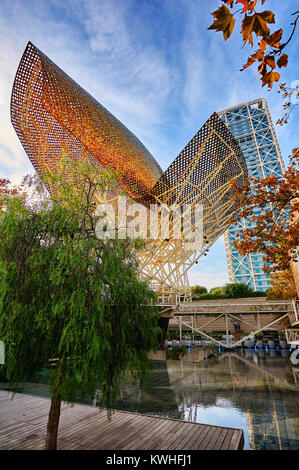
[203,344,217,352]
[191,285,207,296]
[166,330,179,340]
[193,282,267,300]
[209,287,224,295]
[166,345,188,360]
[197,293,228,300]
[193,333,203,340]
[0,161,160,412]
[222,282,255,297]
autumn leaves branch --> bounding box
[208,0,298,90]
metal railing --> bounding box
[175,300,292,316]
[289,301,299,326]
[285,329,299,345]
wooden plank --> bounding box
[139,420,184,450]
[94,412,151,450]
[57,410,118,450]
[167,422,198,450]
[182,424,209,450]
[221,428,235,450]
[160,420,196,450]
[121,416,179,450]
[81,411,153,450]
[142,419,180,450]
[0,391,244,450]
[204,426,224,450]
[195,424,217,450]
[229,429,244,450]
[213,428,229,450]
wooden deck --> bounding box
[0,391,244,450]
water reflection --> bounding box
[114,360,182,419]
[115,349,299,450]
[1,349,298,450]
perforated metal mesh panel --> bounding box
[145,112,248,241]
[11,42,163,201]
[11,42,248,294]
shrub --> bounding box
[166,345,188,360]
[191,285,208,296]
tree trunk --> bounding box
[45,395,61,450]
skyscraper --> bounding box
[219,98,286,292]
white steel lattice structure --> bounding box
[11,42,248,299]
[219,98,286,292]
[138,113,248,299]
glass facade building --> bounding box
[218,98,286,292]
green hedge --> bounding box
[191,282,267,300]
[192,292,267,301]
[166,345,188,360]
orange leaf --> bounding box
[241,11,275,46]
[236,0,257,13]
[255,10,275,24]
[254,48,265,60]
[223,0,234,7]
[277,53,288,68]
[261,70,280,88]
[258,38,267,51]
[241,47,264,70]
[264,55,276,69]
[208,5,236,40]
[241,15,256,46]
[266,28,282,47]
[258,59,268,75]
[241,55,256,70]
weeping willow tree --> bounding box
[0,160,160,450]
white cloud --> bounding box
[0,0,297,286]
[0,0,175,181]
[188,268,229,291]
[66,0,173,128]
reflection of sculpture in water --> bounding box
[166,351,299,450]
[290,349,299,366]
[114,360,183,420]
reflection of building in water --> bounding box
[1,352,298,449]
[292,367,299,384]
[167,352,297,391]
[245,387,299,450]
[166,351,299,450]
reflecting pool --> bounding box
[1,349,298,450]
[113,349,299,450]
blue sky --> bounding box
[0,0,298,289]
